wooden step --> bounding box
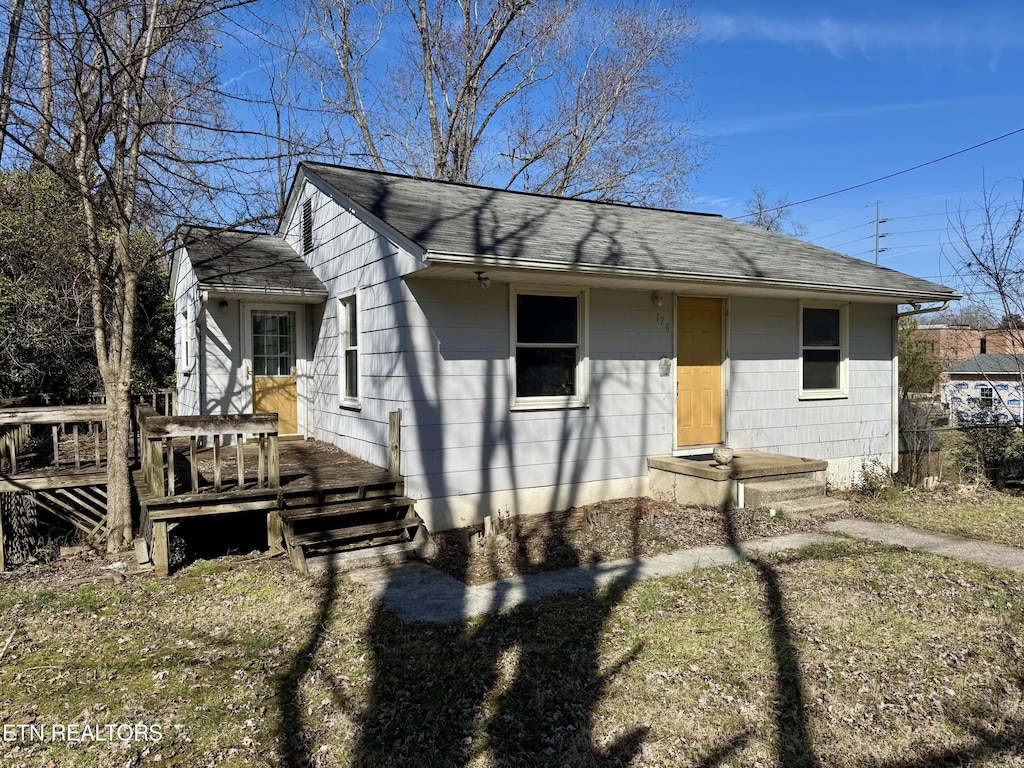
[305,538,437,574]
[279,496,415,524]
[285,517,421,547]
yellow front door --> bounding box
[251,310,299,436]
[676,297,723,446]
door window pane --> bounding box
[252,311,295,377]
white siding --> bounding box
[728,298,894,484]
[284,178,421,467]
[399,282,674,529]
[201,299,246,416]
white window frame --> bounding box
[509,285,589,410]
[799,301,849,399]
[338,291,360,409]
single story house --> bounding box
[942,353,1024,425]
[171,163,958,530]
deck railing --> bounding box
[136,407,279,498]
[0,405,109,475]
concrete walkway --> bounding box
[825,519,1024,574]
[346,520,1024,623]
[347,532,840,623]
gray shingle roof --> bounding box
[303,162,957,301]
[178,226,326,297]
[946,354,1024,374]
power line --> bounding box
[736,126,1024,220]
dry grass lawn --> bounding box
[0,491,1023,766]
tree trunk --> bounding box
[104,379,134,552]
[0,0,26,162]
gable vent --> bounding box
[302,198,314,253]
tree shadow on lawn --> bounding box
[274,506,1024,767]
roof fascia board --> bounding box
[424,251,960,304]
[200,283,328,302]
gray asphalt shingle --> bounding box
[178,225,327,296]
[303,162,957,301]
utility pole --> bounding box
[874,200,890,265]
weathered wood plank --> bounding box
[189,436,198,494]
[51,425,59,469]
[268,435,279,489]
[73,423,80,470]
[388,409,401,479]
[0,471,107,493]
[236,436,244,490]
[213,435,221,493]
[0,405,107,425]
[147,498,279,521]
[267,511,285,555]
[165,438,175,497]
[286,518,420,547]
[280,496,415,524]
[257,434,266,489]
[152,521,169,576]
[140,413,278,439]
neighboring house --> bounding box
[942,354,1024,426]
[171,163,958,530]
[919,325,1024,370]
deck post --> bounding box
[73,423,80,470]
[212,435,222,492]
[51,425,59,469]
[257,434,266,489]
[267,510,284,555]
[149,438,165,498]
[388,409,401,479]
[152,521,169,576]
[165,437,175,496]
[189,436,199,493]
[268,434,279,489]
[236,434,244,490]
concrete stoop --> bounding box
[649,450,843,517]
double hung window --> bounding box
[800,302,848,398]
[338,294,359,406]
[511,287,588,408]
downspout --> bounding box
[891,301,951,473]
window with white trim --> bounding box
[800,302,848,398]
[510,286,588,408]
[338,294,359,406]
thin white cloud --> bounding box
[701,94,999,137]
[700,13,1023,56]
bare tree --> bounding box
[2,0,264,552]
[308,0,704,206]
[742,186,807,238]
[950,178,1024,356]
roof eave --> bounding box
[423,251,960,303]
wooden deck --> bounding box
[135,439,413,575]
[2,404,431,575]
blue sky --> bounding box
[686,1,1024,290]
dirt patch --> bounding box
[428,496,853,585]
